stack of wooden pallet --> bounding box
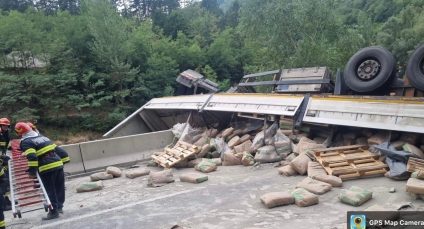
[407,157,424,173]
[313,145,388,180]
[152,141,200,168]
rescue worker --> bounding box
[0,118,11,211]
[0,156,7,229]
[15,122,64,220]
[0,118,10,156]
[27,122,69,212]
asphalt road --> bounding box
[5,163,424,229]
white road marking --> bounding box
[33,187,205,228]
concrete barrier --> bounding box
[61,130,174,174]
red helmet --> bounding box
[26,122,37,130]
[0,118,10,126]
[15,122,32,136]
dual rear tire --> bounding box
[344,45,424,93]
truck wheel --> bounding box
[344,46,396,93]
[406,45,424,91]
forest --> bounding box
[0,0,423,141]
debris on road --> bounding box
[179,173,208,184]
[291,188,319,207]
[106,166,122,177]
[148,169,175,187]
[125,168,150,179]
[90,172,113,181]
[260,192,294,208]
[76,181,104,193]
[339,186,372,206]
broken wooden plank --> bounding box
[407,157,424,173]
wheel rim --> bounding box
[357,59,381,81]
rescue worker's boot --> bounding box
[42,210,59,220]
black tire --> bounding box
[406,45,424,91]
[344,46,396,93]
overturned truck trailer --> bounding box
[63,45,424,175]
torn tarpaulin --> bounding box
[373,142,411,180]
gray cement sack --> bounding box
[307,161,327,177]
[234,140,252,154]
[179,173,208,183]
[297,137,325,155]
[125,168,150,179]
[195,160,217,173]
[312,175,342,187]
[296,177,332,195]
[106,166,122,178]
[260,192,294,208]
[250,131,265,152]
[241,152,255,166]
[278,165,298,176]
[222,151,242,166]
[148,170,175,187]
[291,188,319,207]
[339,186,372,206]
[406,178,424,194]
[90,172,113,181]
[77,181,104,193]
[254,145,283,163]
[290,153,312,175]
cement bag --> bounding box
[273,130,291,155]
[250,131,265,152]
[297,137,325,155]
[221,127,234,138]
[194,133,210,147]
[290,153,312,175]
[296,177,332,195]
[179,173,208,184]
[278,165,298,176]
[90,172,113,181]
[228,136,241,148]
[307,161,327,177]
[403,143,424,159]
[195,160,217,173]
[264,123,278,145]
[77,181,103,193]
[254,145,283,163]
[215,137,230,159]
[172,123,186,138]
[260,192,294,208]
[234,140,253,154]
[313,175,342,187]
[222,151,242,166]
[411,170,424,180]
[197,144,211,158]
[148,170,175,187]
[187,158,203,168]
[207,128,219,138]
[241,152,255,166]
[291,188,319,207]
[339,186,372,206]
[406,178,424,194]
[106,166,122,178]
[125,168,150,179]
[239,134,251,144]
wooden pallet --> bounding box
[313,145,388,181]
[407,157,424,173]
[151,141,199,168]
